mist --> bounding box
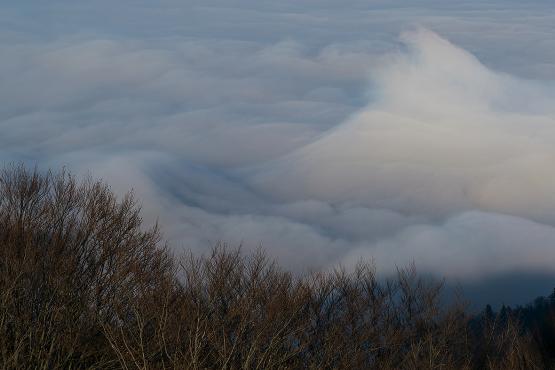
[2,0,555,305]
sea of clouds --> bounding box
[2,0,555,304]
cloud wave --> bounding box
[244,29,555,278]
[2,0,555,298]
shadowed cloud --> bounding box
[2,0,555,304]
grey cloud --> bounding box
[2,0,555,304]
[250,29,555,222]
[344,211,555,280]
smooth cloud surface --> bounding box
[250,29,555,278]
[2,1,555,304]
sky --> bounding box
[2,0,555,307]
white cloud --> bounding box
[251,29,555,223]
[2,1,555,291]
[246,28,555,277]
[344,211,555,280]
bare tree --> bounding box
[0,164,548,369]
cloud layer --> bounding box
[248,29,555,278]
[2,1,555,304]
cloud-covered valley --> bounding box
[2,0,555,304]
